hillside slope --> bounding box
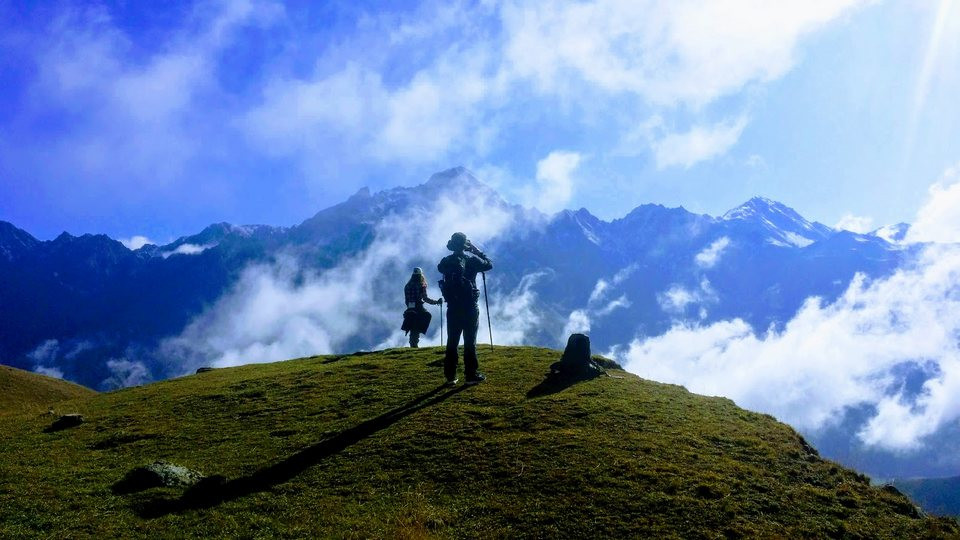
[0,347,954,538]
[0,364,95,415]
[894,477,960,518]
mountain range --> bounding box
[1,167,933,480]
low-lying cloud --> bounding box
[695,237,730,268]
[162,243,215,258]
[616,171,960,452]
[160,179,543,372]
[564,265,636,336]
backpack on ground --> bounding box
[550,333,603,379]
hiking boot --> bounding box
[445,378,458,386]
[465,373,486,385]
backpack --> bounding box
[549,333,603,379]
[438,255,476,304]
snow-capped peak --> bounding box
[722,197,832,248]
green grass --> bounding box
[1,346,956,538]
[0,364,95,416]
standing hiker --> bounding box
[403,267,441,348]
[437,232,493,385]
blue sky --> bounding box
[1,0,959,243]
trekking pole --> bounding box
[481,272,493,349]
[439,299,444,348]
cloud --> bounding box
[835,214,875,234]
[242,40,499,170]
[695,237,731,268]
[162,243,215,258]
[562,309,592,337]
[530,151,583,213]
[119,235,154,250]
[2,0,870,227]
[160,177,530,371]
[34,365,65,379]
[618,240,960,452]
[564,265,636,339]
[25,0,282,183]
[27,339,59,363]
[651,117,748,169]
[657,278,716,317]
[501,1,864,105]
[588,264,638,304]
[240,0,864,180]
[905,162,960,243]
[28,339,64,378]
[101,358,151,389]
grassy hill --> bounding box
[1,346,956,538]
[894,477,960,518]
[0,364,95,415]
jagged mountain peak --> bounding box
[723,196,798,220]
[722,197,832,247]
[425,165,477,185]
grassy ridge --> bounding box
[0,364,95,416]
[0,346,956,538]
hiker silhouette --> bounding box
[402,267,441,348]
[437,232,492,386]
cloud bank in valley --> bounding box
[160,180,546,372]
[616,169,960,452]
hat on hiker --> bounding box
[412,267,423,275]
[446,232,468,252]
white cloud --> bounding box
[651,117,748,169]
[160,178,527,371]
[28,1,282,184]
[243,0,866,179]
[588,264,638,304]
[27,339,59,363]
[618,242,960,452]
[563,309,592,337]
[873,224,908,244]
[695,237,731,268]
[530,150,583,213]
[162,243,215,258]
[101,358,151,389]
[5,0,871,210]
[28,339,64,379]
[657,278,716,316]
[34,365,65,379]
[501,0,866,107]
[835,214,875,234]
[905,162,960,243]
[564,266,636,341]
[243,45,498,170]
[119,235,154,250]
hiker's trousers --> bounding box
[444,302,480,380]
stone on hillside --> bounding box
[195,367,215,374]
[45,413,84,432]
[112,461,205,494]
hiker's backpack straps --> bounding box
[438,254,473,304]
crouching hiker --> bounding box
[438,232,492,386]
[403,267,441,348]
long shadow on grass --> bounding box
[136,384,467,518]
[526,373,601,399]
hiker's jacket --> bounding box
[437,251,493,305]
[404,280,440,309]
